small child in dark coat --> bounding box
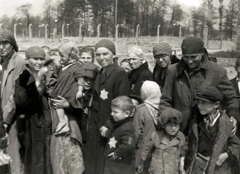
[103,96,135,174]
[187,86,240,174]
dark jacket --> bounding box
[187,112,240,174]
[103,117,135,174]
[14,68,52,174]
[160,57,240,134]
[128,62,152,101]
[230,76,240,96]
[85,63,131,174]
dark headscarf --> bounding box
[181,37,205,55]
[0,29,18,52]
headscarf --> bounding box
[140,80,161,125]
[59,41,78,60]
[95,39,116,55]
[181,37,205,55]
[0,29,18,52]
[153,42,172,56]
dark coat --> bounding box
[187,112,240,174]
[230,76,239,96]
[160,57,240,134]
[103,118,135,174]
[84,63,131,174]
[14,68,52,174]
[128,62,152,101]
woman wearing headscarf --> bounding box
[128,46,152,104]
[152,42,179,89]
[133,81,161,174]
[84,39,130,174]
[0,29,25,174]
[160,37,240,136]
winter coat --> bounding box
[160,57,240,134]
[128,62,152,101]
[187,112,240,174]
[141,130,185,174]
[103,117,135,174]
[84,63,130,174]
[14,68,52,174]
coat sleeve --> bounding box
[133,106,145,149]
[226,133,240,161]
[141,131,156,161]
[217,69,240,121]
[113,70,130,97]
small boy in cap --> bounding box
[187,86,240,174]
[103,96,135,174]
[138,107,186,174]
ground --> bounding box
[15,36,238,79]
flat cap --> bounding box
[158,108,183,126]
[195,86,222,102]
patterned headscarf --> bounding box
[153,42,172,56]
[0,29,18,52]
[181,37,205,55]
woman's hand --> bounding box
[50,95,70,109]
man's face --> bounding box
[0,41,13,57]
[80,52,93,65]
[154,54,171,68]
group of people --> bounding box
[0,28,240,174]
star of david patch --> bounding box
[109,137,117,149]
[100,89,108,100]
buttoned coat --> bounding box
[187,112,240,174]
[84,63,130,174]
[103,118,135,174]
[160,57,240,134]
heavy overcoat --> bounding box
[84,63,130,174]
[187,112,240,174]
[160,57,240,134]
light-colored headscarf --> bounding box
[140,80,161,125]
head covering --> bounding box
[181,37,205,55]
[95,39,116,55]
[84,63,99,79]
[195,86,222,102]
[0,29,18,52]
[25,46,45,59]
[158,108,183,127]
[153,42,172,56]
[140,81,161,125]
[59,41,78,59]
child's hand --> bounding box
[76,91,84,99]
[100,126,109,137]
[216,152,228,166]
[179,157,186,174]
[138,159,144,173]
[108,152,117,160]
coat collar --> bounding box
[113,117,132,128]
[99,63,118,85]
[129,62,149,81]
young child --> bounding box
[120,58,132,73]
[103,96,135,174]
[38,41,85,135]
[78,46,95,65]
[187,86,240,174]
[138,107,186,174]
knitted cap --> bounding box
[84,63,99,79]
[153,42,172,56]
[158,108,183,126]
[25,46,45,59]
[181,37,205,55]
[0,29,18,52]
[195,86,222,102]
[59,41,78,59]
[95,39,116,55]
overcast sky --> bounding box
[0,0,230,18]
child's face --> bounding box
[80,52,93,65]
[84,77,94,90]
[164,122,180,136]
[197,99,218,115]
[120,62,132,72]
[111,106,129,122]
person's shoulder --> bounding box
[208,61,225,73]
[14,52,25,64]
[135,103,147,111]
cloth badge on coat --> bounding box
[109,137,117,148]
[100,89,108,100]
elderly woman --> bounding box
[152,42,179,89]
[0,29,25,174]
[160,37,240,136]
[85,39,130,174]
[127,46,152,104]
[14,46,52,174]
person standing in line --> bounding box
[0,29,26,174]
[84,39,130,174]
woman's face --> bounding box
[27,57,45,73]
[182,53,202,69]
[128,52,142,69]
[59,51,69,66]
[95,47,113,67]
[80,52,93,65]
[154,54,171,68]
[0,41,13,57]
